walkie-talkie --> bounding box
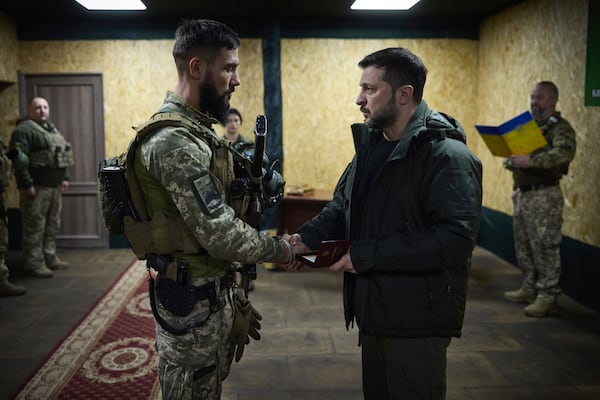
[252,115,267,178]
[254,115,267,136]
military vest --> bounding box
[122,112,251,276]
[512,114,574,186]
[21,120,74,169]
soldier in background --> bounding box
[9,97,74,278]
[0,139,26,297]
[222,108,254,153]
[503,81,576,317]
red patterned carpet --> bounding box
[13,260,162,400]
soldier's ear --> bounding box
[189,58,207,81]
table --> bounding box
[277,189,333,235]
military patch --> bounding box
[190,173,224,215]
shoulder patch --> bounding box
[190,172,224,215]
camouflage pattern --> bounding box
[0,219,8,284]
[0,139,12,283]
[138,93,283,268]
[20,186,62,271]
[509,112,576,186]
[10,118,71,272]
[155,276,235,400]
[509,112,575,302]
[137,92,283,398]
[513,186,563,299]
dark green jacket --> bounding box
[298,101,483,338]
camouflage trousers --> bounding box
[0,218,8,283]
[513,185,564,300]
[154,275,236,400]
[20,186,62,271]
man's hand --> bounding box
[21,186,36,198]
[507,155,530,168]
[280,233,311,271]
[329,252,356,274]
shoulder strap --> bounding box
[125,112,190,221]
[125,111,227,221]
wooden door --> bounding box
[19,73,108,248]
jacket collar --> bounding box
[350,100,467,161]
[351,100,431,160]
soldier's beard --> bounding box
[531,106,550,122]
[200,79,231,124]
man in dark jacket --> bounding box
[285,48,483,400]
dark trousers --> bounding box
[361,336,451,400]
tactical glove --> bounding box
[229,287,262,362]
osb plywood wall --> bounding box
[476,0,598,246]
[0,13,18,142]
[16,38,264,158]
[281,38,479,193]
[0,15,17,82]
[1,0,597,247]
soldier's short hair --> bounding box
[172,19,240,74]
[537,81,559,101]
[358,47,428,103]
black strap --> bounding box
[148,277,189,335]
[147,272,233,335]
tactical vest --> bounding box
[22,120,75,169]
[122,112,252,276]
[512,115,573,186]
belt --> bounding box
[196,273,234,297]
[517,181,559,192]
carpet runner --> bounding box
[13,260,162,400]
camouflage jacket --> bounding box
[510,111,576,186]
[136,92,282,275]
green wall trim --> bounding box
[15,16,479,41]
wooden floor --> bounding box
[1,246,599,400]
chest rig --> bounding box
[22,120,74,169]
[122,111,250,261]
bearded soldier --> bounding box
[120,19,293,399]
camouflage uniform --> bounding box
[134,92,283,399]
[0,139,26,296]
[507,111,576,301]
[10,118,73,274]
[0,140,11,285]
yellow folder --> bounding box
[475,111,547,157]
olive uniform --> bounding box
[505,111,576,307]
[10,118,74,277]
[0,140,26,296]
[130,92,283,399]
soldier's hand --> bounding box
[281,233,312,271]
[229,287,262,362]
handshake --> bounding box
[276,234,356,273]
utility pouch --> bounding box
[98,156,139,234]
[157,278,198,317]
